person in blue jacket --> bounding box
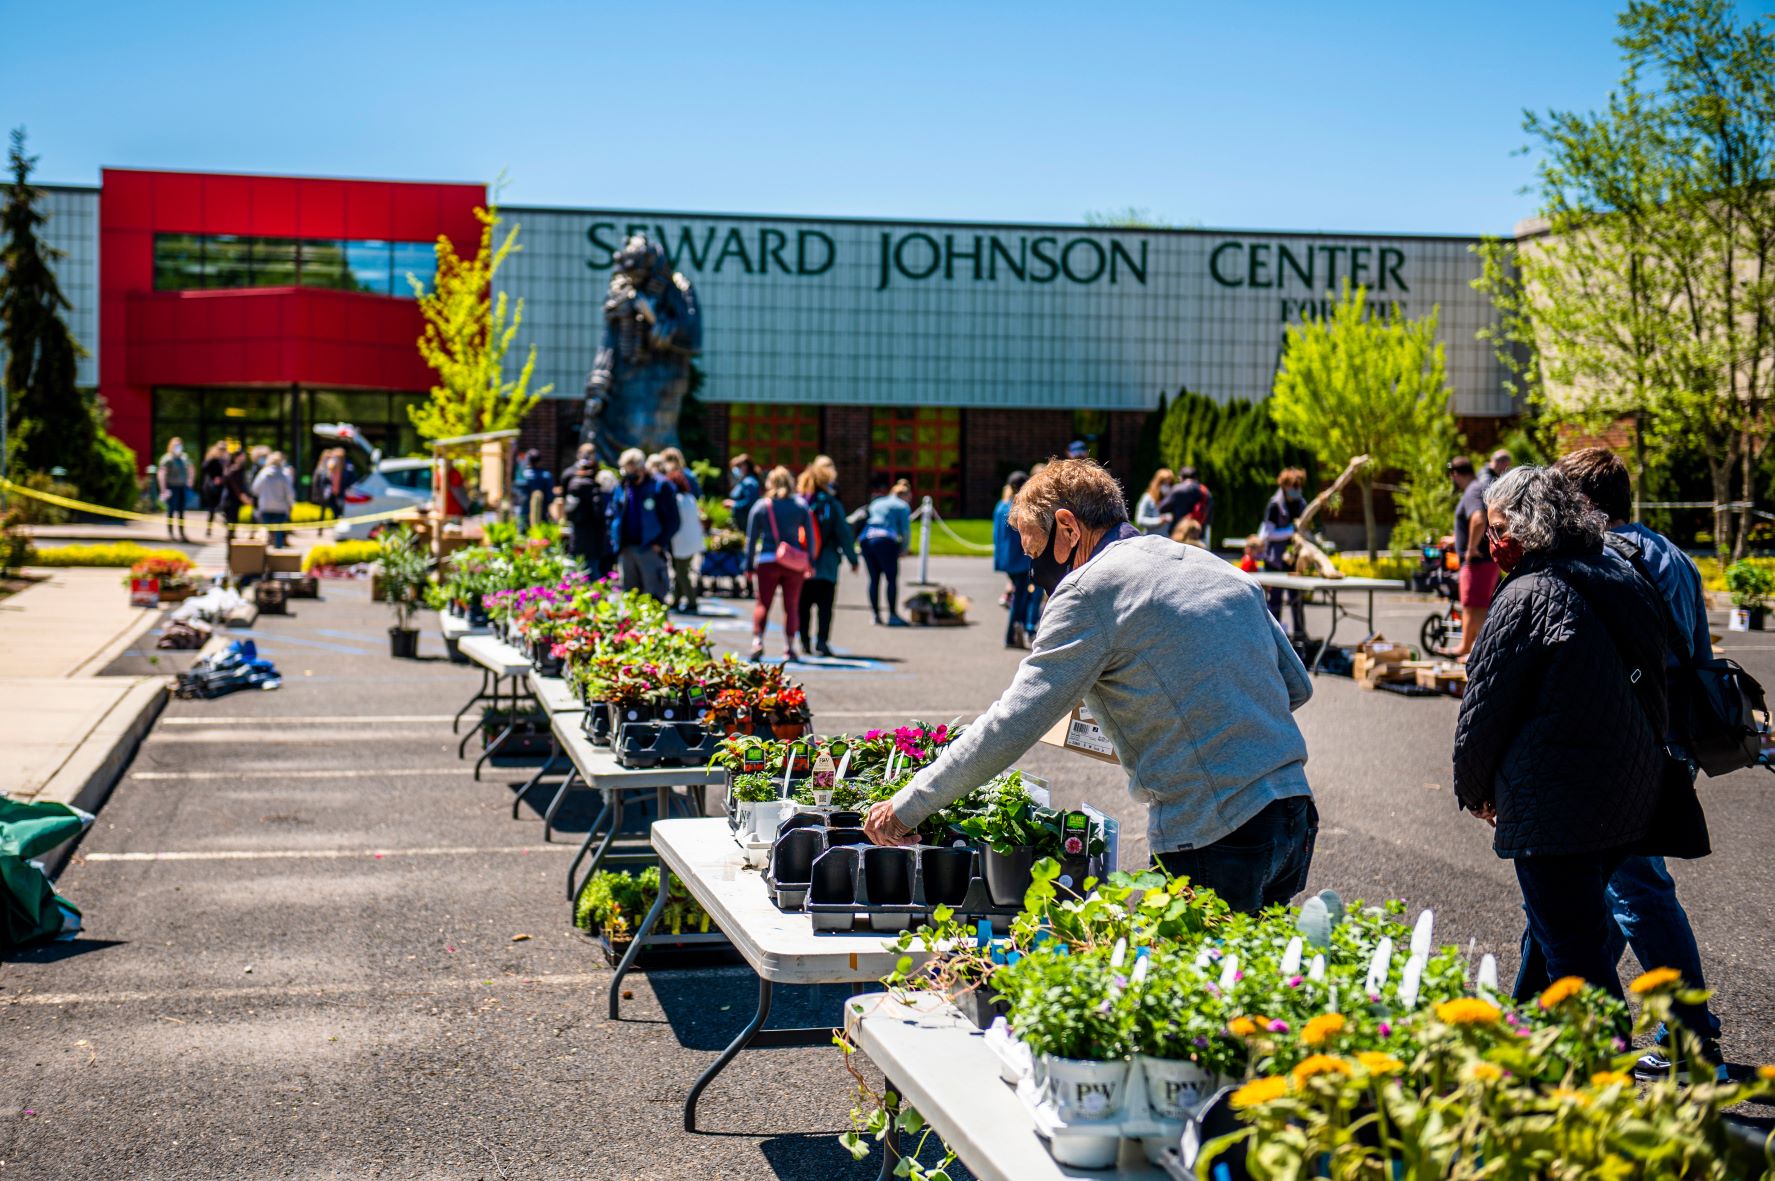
[994,470,1038,648]
[859,475,914,626]
[725,453,761,527]
[512,449,555,531]
[606,447,680,602]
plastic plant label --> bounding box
[1060,810,1090,856]
[741,743,768,774]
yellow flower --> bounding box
[1629,968,1684,994]
[1230,1076,1290,1109]
[1538,976,1585,1009]
[1301,1013,1347,1047]
[1356,1051,1405,1075]
[1758,1064,1775,1081]
[1463,1061,1505,1083]
[1591,1070,1632,1088]
[1291,1054,1355,1086]
[1227,1016,1259,1038]
[1548,1087,1591,1107]
[1435,998,1502,1026]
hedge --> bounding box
[30,543,189,568]
[302,539,383,571]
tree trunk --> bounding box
[1709,454,1733,561]
[1360,477,1377,562]
[1736,428,1756,561]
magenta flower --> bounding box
[1286,975,1304,988]
[1377,1022,1392,1037]
[1267,1019,1289,1033]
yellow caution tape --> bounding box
[0,476,432,535]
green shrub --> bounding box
[30,542,188,568]
[5,472,78,525]
[1330,553,1419,581]
[1724,558,1775,608]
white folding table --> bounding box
[611,817,929,1132]
[508,670,586,820]
[455,634,536,778]
[1245,572,1413,672]
[844,992,1170,1180]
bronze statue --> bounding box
[582,235,701,463]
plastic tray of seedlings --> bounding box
[613,721,717,769]
[580,701,613,747]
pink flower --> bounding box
[1267,1019,1288,1033]
[1287,975,1304,988]
[1377,1022,1392,1037]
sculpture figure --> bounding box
[582,235,701,463]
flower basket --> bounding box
[157,583,198,604]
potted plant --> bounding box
[125,555,199,602]
[996,944,1133,1126]
[729,771,782,840]
[1725,559,1773,630]
[378,526,429,658]
[956,772,1063,907]
[1129,951,1238,1122]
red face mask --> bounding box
[1487,525,1523,574]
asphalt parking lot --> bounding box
[2,554,1772,1179]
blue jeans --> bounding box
[860,535,901,618]
[1155,796,1318,915]
[259,510,290,547]
[1605,855,1720,1044]
[1005,571,1038,642]
[1511,851,1629,1004]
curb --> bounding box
[37,677,168,877]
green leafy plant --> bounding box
[573,867,710,939]
[377,526,430,630]
[1724,559,1774,611]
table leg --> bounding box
[540,766,580,842]
[1310,590,1337,673]
[452,668,491,735]
[565,780,608,901]
[512,746,562,818]
[684,976,774,1132]
[878,1076,901,1181]
[608,862,672,1020]
[581,789,626,879]
[474,695,518,781]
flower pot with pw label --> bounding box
[981,845,1037,908]
[749,799,788,843]
[389,627,420,659]
[1138,1055,1218,1123]
[1043,1054,1131,1123]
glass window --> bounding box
[344,239,393,295]
[250,237,300,286]
[299,240,349,289]
[392,241,436,296]
[153,234,205,290]
[206,235,252,289]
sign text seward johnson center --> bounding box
[40,168,1512,515]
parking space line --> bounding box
[129,767,469,781]
[83,844,578,862]
[161,715,457,726]
[3,972,611,1008]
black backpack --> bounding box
[1682,655,1768,777]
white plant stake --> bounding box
[1130,954,1150,988]
[1477,953,1499,994]
[1194,949,1212,970]
[834,747,853,783]
[1410,909,1435,960]
[1217,954,1239,992]
[1365,936,1393,993]
[1308,954,1326,982]
[1279,936,1304,976]
[1399,955,1424,1008]
[1110,938,1128,970]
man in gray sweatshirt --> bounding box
[863,459,1318,913]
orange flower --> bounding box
[1629,968,1683,995]
[1548,1087,1590,1107]
[1591,1070,1631,1087]
[1758,1065,1775,1081]
[1291,1055,1354,1087]
[1462,1061,1505,1083]
[1301,1013,1346,1047]
[1230,1076,1290,1109]
[1435,998,1502,1026]
[1227,1017,1259,1038]
[1537,976,1585,1009]
[1356,1051,1404,1075]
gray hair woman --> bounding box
[1452,465,1670,1004]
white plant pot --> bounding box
[1043,1054,1130,1123]
[1138,1055,1217,1122]
[733,800,755,838]
[750,800,788,842]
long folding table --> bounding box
[610,817,928,1132]
[1245,572,1413,672]
[454,634,535,778]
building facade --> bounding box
[31,169,1512,513]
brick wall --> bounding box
[961,409,1075,516]
[822,406,873,500]
[1102,410,1145,505]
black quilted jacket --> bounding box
[1452,543,1668,858]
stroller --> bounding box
[1413,542,1463,659]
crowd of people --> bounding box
[151,438,345,544]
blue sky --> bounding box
[0,1,1738,234]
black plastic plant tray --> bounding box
[580,702,613,746]
[614,721,717,769]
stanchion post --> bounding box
[915,496,933,587]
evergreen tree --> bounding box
[1,127,135,508]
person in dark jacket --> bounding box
[1157,465,1213,540]
[1258,467,1309,638]
[993,471,1036,649]
[219,448,253,530]
[562,444,616,578]
[607,447,680,601]
[794,455,859,658]
[1556,447,1721,1074]
[512,449,555,531]
[1453,465,1669,1002]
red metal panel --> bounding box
[248,179,298,235]
[199,172,255,233]
[344,182,395,240]
[297,178,348,238]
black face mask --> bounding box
[1030,524,1071,595]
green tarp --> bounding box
[0,796,89,947]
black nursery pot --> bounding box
[825,827,870,847]
[919,847,975,907]
[981,845,1036,908]
[772,828,826,884]
[827,811,864,828]
[388,627,419,659]
[809,847,860,905]
[862,846,914,905]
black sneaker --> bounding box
[816,642,835,658]
[1633,1043,1726,1082]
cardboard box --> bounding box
[1355,634,1411,664]
[227,539,268,577]
[1354,654,1420,689]
[266,547,303,574]
[1038,703,1120,765]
